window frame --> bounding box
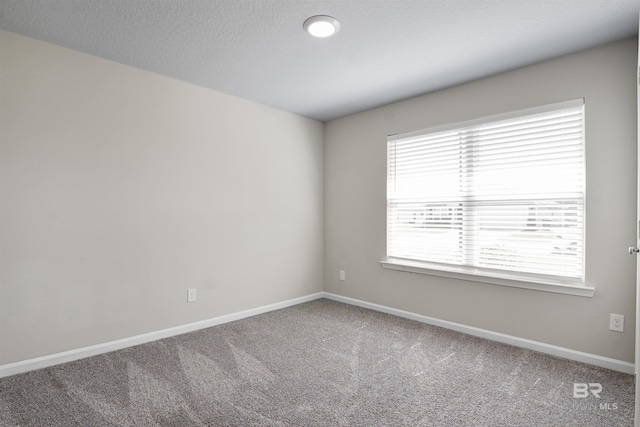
[381,99,593,297]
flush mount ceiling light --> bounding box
[303,15,340,38]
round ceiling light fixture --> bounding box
[303,15,340,38]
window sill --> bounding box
[380,258,594,298]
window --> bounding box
[385,99,586,290]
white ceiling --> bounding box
[1,0,638,122]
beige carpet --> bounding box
[0,299,634,426]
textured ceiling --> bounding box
[1,0,638,122]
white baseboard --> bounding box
[0,292,325,378]
[323,292,634,374]
[1,290,633,378]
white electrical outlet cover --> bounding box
[609,314,624,332]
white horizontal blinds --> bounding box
[387,99,585,280]
[388,127,466,265]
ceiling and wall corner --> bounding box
[0,0,638,122]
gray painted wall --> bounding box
[324,37,638,363]
[0,31,324,365]
[1,30,636,367]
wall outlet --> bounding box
[187,288,197,303]
[339,270,346,281]
[609,313,624,332]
